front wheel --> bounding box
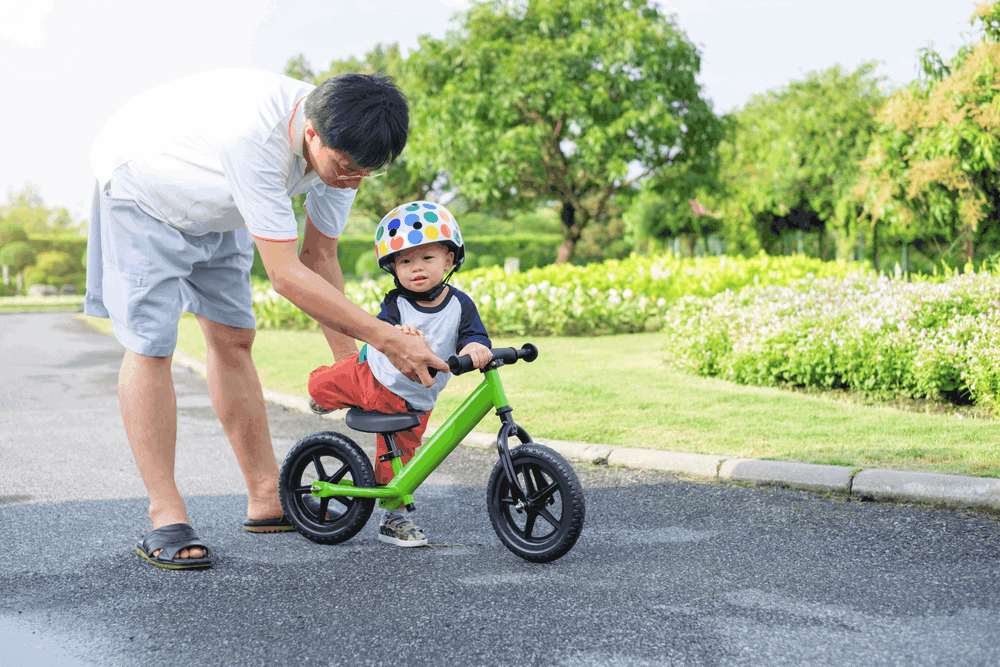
[279,431,376,544]
[486,444,585,563]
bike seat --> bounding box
[345,408,421,434]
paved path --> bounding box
[2,312,999,666]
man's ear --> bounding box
[445,251,455,271]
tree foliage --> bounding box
[855,2,1000,266]
[288,45,439,224]
[2,182,81,236]
[710,63,886,257]
[405,0,721,262]
[0,241,36,274]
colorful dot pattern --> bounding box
[375,201,463,265]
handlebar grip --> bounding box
[428,354,473,378]
[427,344,538,378]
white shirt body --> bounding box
[91,68,355,240]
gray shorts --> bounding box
[84,180,256,357]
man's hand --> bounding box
[395,323,424,337]
[383,328,449,387]
[459,342,493,370]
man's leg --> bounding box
[118,350,204,560]
[196,316,283,522]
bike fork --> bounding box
[495,406,531,500]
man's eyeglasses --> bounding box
[333,167,388,180]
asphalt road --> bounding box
[1,312,999,667]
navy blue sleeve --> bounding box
[377,292,401,325]
[452,289,492,353]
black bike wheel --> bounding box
[486,443,585,563]
[279,431,376,544]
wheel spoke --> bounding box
[311,454,327,480]
[328,462,350,483]
[530,481,559,505]
[522,511,537,538]
[522,466,538,496]
[293,485,313,496]
[536,507,560,530]
[318,496,332,522]
[331,495,351,509]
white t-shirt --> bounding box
[91,68,355,240]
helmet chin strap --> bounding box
[388,268,457,302]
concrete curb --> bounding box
[168,351,1000,515]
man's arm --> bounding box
[298,219,358,362]
[254,235,449,387]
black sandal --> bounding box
[136,523,212,570]
[242,515,294,533]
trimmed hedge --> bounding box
[251,233,562,280]
[28,236,88,257]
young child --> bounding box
[307,201,492,547]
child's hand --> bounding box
[395,324,424,337]
[460,342,493,370]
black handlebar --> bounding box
[428,343,538,378]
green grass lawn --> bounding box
[81,314,1000,478]
[0,295,84,312]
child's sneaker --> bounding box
[309,398,335,415]
[378,515,427,547]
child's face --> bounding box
[393,243,455,293]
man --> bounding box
[86,68,448,569]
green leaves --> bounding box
[405,0,721,259]
[712,62,886,256]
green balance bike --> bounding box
[278,344,585,563]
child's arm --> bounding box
[454,289,493,370]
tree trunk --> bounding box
[556,201,581,264]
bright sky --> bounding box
[0,0,976,221]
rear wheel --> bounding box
[279,431,376,544]
[486,444,585,563]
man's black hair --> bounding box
[304,72,409,170]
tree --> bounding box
[289,45,440,224]
[405,0,721,262]
[709,63,886,259]
[854,2,1000,270]
[2,182,81,236]
[0,224,28,247]
[0,241,36,290]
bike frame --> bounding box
[310,365,513,511]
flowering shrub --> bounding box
[662,268,1000,407]
[251,252,864,337]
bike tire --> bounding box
[279,431,376,545]
[486,443,585,563]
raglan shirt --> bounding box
[366,286,491,411]
[90,68,355,241]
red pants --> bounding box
[308,354,432,484]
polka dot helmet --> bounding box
[375,201,465,273]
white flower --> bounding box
[623,289,634,299]
[527,299,536,309]
[480,295,492,305]
[609,294,622,306]
[657,298,667,308]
